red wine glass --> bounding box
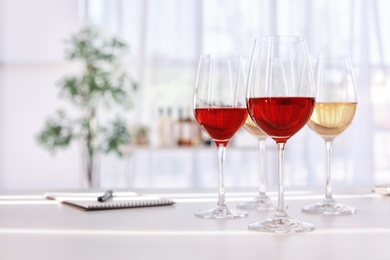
[246,35,316,232]
[193,54,248,219]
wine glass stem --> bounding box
[276,143,287,216]
[325,140,334,201]
[258,139,266,196]
[217,145,226,207]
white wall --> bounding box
[0,0,84,190]
[0,0,81,63]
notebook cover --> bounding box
[44,192,175,211]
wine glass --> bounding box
[193,54,248,219]
[237,115,276,210]
[302,54,358,215]
[246,35,316,233]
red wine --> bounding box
[247,97,315,143]
[194,108,248,147]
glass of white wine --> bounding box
[302,54,358,215]
[237,115,275,210]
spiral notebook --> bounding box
[44,192,175,211]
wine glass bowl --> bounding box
[242,114,268,139]
[302,54,358,215]
[246,35,316,233]
[193,54,248,219]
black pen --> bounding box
[97,190,113,202]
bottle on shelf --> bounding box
[177,107,193,146]
[157,107,174,147]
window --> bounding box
[87,0,390,188]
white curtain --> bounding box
[86,0,390,188]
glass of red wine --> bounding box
[193,54,248,219]
[246,35,316,232]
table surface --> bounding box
[0,187,389,260]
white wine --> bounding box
[308,102,357,141]
[243,115,268,139]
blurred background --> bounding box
[0,0,389,191]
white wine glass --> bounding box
[246,35,316,233]
[237,115,275,210]
[193,54,248,219]
[302,54,358,215]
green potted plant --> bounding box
[37,27,137,188]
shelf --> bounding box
[119,144,260,154]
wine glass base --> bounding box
[302,200,356,215]
[248,215,315,233]
[237,195,276,211]
[195,205,248,219]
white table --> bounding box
[0,188,389,260]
